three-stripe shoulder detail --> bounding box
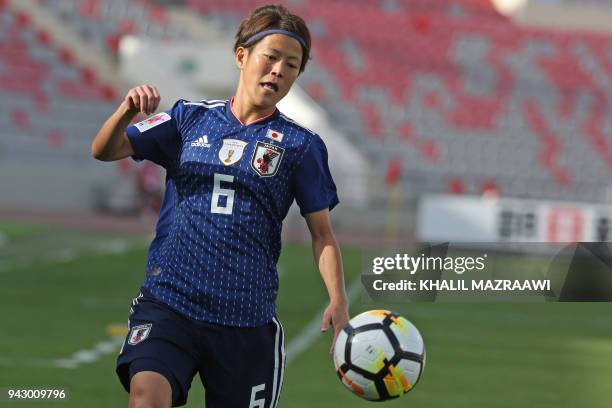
[183,99,227,108]
[279,113,315,135]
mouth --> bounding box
[260,82,279,93]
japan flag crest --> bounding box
[128,324,152,346]
[266,128,284,142]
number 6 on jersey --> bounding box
[211,173,235,214]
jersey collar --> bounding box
[226,96,279,126]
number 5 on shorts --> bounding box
[249,383,266,408]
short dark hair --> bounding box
[233,4,311,73]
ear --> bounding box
[235,46,248,70]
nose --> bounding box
[270,60,285,78]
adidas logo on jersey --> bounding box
[191,135,210,148]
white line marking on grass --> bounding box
[285,275,362,365]
[0,337,124,369]
[0,337,125,369]
[53,337,124,369]
[0,356,15,365]
[0,239,136,274]
[93,239,131,254]
[48,248,79,263]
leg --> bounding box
[117,293,201,407]
[129,371,172,408]
[199,316,286,408]
[121,354,196,407]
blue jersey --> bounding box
[126,98,339,327]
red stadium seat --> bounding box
[411,15,431,34]
[15,11,29,27]
[360,104,383,139]
[119,19,136,34]
[106,34,121,53]
[36,29,51,45]
[397,123,413,141]
[58,47,74,64]
[101,85,117,101]
[448,178,466,195]
[385,159,402,187]
[418,140,440,161]
[148,5,168,24]
[2,0,610,202]
[480,180,500,197]
[47,131,64,149]
[78,0,99,19]
[522,100,575,185]
[35,92,49,112]
[10,109,30,129]
[81,67,96,84]
[305,83,327,102]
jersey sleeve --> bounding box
[292,134,340,216]
[125,100,186,169]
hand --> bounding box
[321,300,350,354]
[122,85,161,115]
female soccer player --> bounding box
[91,4,349,408]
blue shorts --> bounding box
[116,291,286,407]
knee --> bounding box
[130,393,168,408]
[129,390,163,408]
[129,372,172,408]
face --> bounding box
[235,33,303,109]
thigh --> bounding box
[117,293,200,407]
[199,317,286,408]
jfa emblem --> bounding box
[251,141,285,177]
[266,128,284,142]
[128,324,152,345]
[219,139,248,166]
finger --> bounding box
[321,314,330,332]
[331,324,339,339]
[329,330,341,354]
[136,87,148,114]
[134,87,144,113]
[142,86,155,114]
[149,86,161,112]
[130,89,142,111]
[127,91,139,110]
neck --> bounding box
[231,87,276,125]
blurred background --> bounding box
[0,0,611,407]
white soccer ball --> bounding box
[333,310,426,401]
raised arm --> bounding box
[305,208,349,353]
[91,85,160,161]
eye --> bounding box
[289,63,298,69]
[266,54,277,61]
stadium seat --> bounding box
[5,0,610,203]
[0,4,118,163]
[39,0,186,55]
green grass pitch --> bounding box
[0,221,611,407]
